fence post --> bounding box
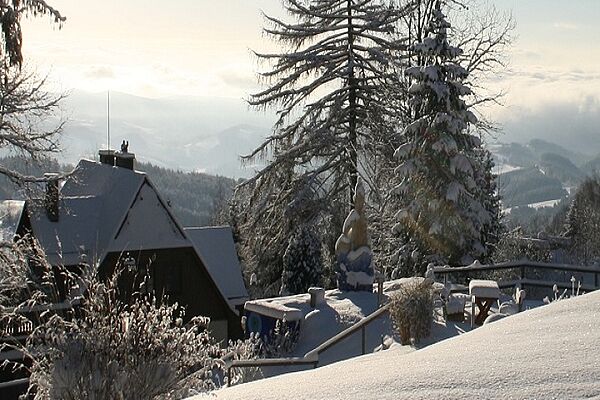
[595,272,598,289]
[227,366,232,387]
[361,326,366,355]
[520,265,526,282]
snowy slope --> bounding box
[197,291,600,400]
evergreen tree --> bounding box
[236,0,409,294]
[474,148,503,260]
[565,176,600,265]
[280,224,323,295]
[370,0,512,277]
[391,1,498,268]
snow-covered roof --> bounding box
[185,226,249,308]
[204,291,600,400]
[0,200,25,242]
[245,300,304,322]
[29,159,147,265]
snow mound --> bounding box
[198,291,600,400]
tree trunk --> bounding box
[347,0,358,196]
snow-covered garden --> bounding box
[200,289,600,400]
[2,0,600,398]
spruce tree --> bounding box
[280,224,323,295]
[392,1,498,268]
[565,176,600,264]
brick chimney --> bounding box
[44,173,60,222]
[115,140,135,170]
[98,149,116,166]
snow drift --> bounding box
[195,291,600,399]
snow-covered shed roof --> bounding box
[205,290,600,400]
[0,200,25,242]
[185,226,249,308]
[29,159,149,265]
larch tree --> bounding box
[235,0,410,294]
[391,0,499,269]
[0,0,65,68]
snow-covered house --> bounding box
[22,149,247,342]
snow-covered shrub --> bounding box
[389,279,434,345]
[18,269,228,399]
[0,235,52,308]
[542,278,583,305]
[261,318,300,357]
[222,335,264,386]
[280,224,323,295]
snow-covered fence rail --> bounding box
[432,261,600,294]
[225,303,391,386]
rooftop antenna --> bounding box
[107,90,111,149]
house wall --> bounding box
[100,247,243,342]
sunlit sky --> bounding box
[21,0,600,146]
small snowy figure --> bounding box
[335,178,375,291]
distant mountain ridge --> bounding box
[58,90,274,178]
[488,138,600,209]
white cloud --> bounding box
[552,22,580,31]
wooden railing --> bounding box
[225,303,391,385]
[432,260,600,293]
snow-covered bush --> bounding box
[2,259,264,399]
[280,224,323,295]
[389,279,434,345]
[542,278,583,305]
[222,335,264,387]
[20,269,229,399]
[261,319,300,357]
[0,235,52,308]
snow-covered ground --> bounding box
[244,279,470,376]
[503,198,563,214]
[528,198,562,210]
[196,291,600,399]
[494,163,522,175]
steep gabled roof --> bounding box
[29,159,147,265]
[186,226,249,310]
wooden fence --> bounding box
[432,260,600,293]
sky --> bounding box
[21,0,600,151]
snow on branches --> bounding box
[391,1,500,267]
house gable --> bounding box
[110,179,188,252]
